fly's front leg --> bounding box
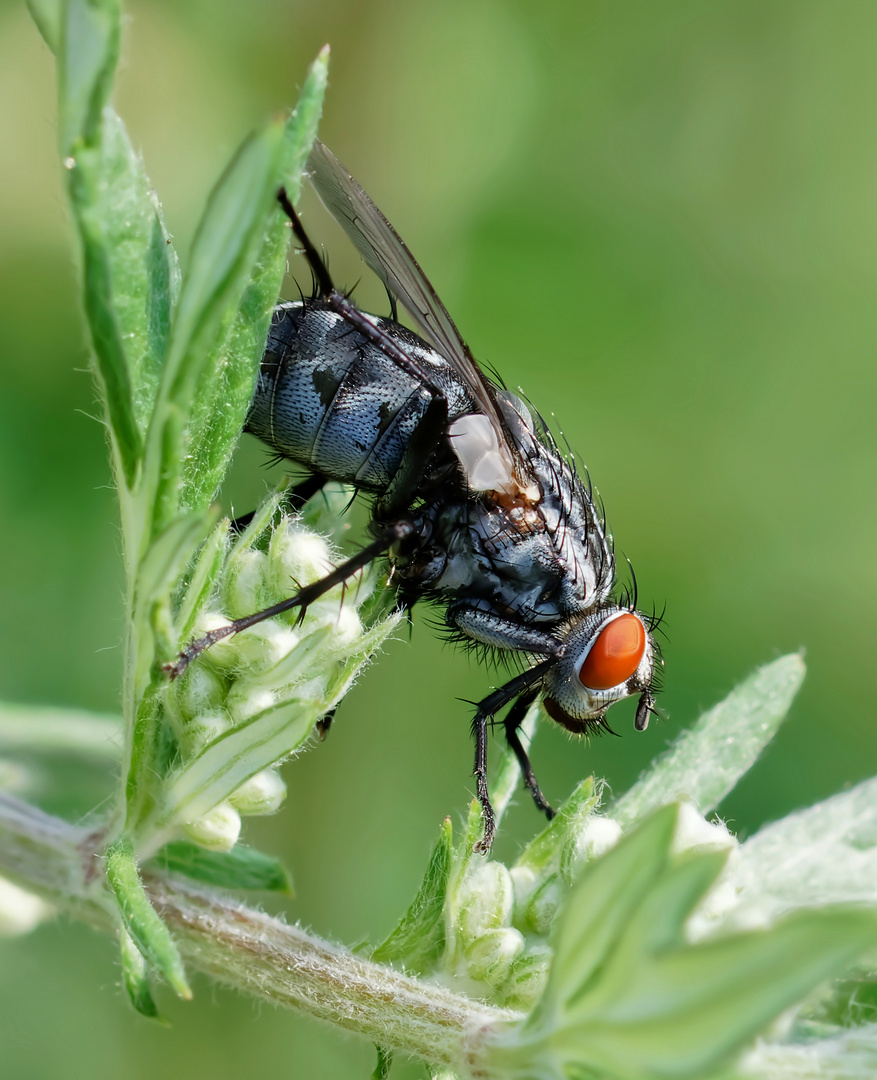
[164,519,416,679]
[447,604,563,657]
[470,659,554,853]
[502,690,555,821]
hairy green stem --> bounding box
[0,792,520,1070]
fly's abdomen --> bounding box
[246,302,435,490]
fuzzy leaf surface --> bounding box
[611,653,805,828]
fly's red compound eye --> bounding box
[578,612,646,690]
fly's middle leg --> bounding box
[469,659,554,853]
[501,690,555,821]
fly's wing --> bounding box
[307,139,526,492]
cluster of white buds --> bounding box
[442,782,740,1011]
[158,491,399,853]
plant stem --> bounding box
[0,792,520,1070]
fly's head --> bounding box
[543,605,659,734]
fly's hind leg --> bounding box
[165,519,416,679]
[277,189,450,516]
[277,189,446,397]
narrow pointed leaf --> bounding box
[537,804,678,1008]
[137,510,217,613]
[27,0,60,52]
[105,836,191,999]
[147,118,286,529]
[372,818,452,971]
[55,0,180,489]
[182,47,330,509]
[150,841,293,894]
[58,0,142,484]
[515,776,598,874]
[58,0,119,154]
[120,926,163,1021]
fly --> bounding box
[166,140,661,851]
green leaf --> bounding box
[611,653,806,829]
[731,774,877,927]
[170,518,231,647]
[514,776,599,875]
[181,47,330,511]
[137,510,217,616]
[489,804,877,1080]
[58,0,120,154]
[55,0,181,490]
[27,0,60,52]
[538,804,679,1009]
[150,841,292,894]
[371,818,452,971]
[105,836,191,1000]
[120,926,165,1021]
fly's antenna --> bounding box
[623,553,639,611]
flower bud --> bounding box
[180,710,233,758]
[561,815,623,883]
[457,862,514,943]
[672,800,737,855]
[188,612,248,672]
[523,875,564,936]
[223,622,301,678]
[307,603,364,651]
[230,768,287,816]
[268,524,334,596]
[177,663,226,717]
[184,801,241,851]
[464,927,525,985]
[0,876,51,936]
[501,943,553,1010]
[224,549,269,618]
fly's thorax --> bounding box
[542,607,655,731]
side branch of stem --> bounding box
[0,793,519,1071]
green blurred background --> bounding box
[1,0,876,1075]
